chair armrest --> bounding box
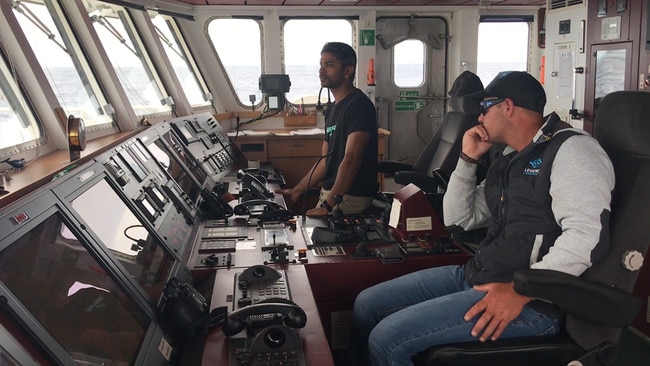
[513,269,643,327]
[378,160,413,176]
[432,168,449,190]
[394,171,441,193]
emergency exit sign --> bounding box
[395,101,425,111]
[396,91,424,111]
[399,91,419,99]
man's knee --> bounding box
[353,286,375,313]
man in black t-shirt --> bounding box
[278,42,378,215]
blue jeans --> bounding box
[349,265,562,366]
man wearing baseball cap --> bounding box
[350,71,615,365]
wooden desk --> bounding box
[203,265,335,366]
[232,129,389,191]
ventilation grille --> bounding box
[549,0,583,10]
[330,311,353,350]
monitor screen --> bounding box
[259,74,291,93]
[0,211,150,365]
[71,178,175,304]
[147,132,204,204]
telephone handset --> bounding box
[241,173,273,199]
[239,167,285,185]
[257,208,295,222]
[233,199,282,216]
[238,168,269,179]
[199,188,234,219]
[222,301,307,336]
[239,264,282,284]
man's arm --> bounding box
[443,124,494,230]
[328,131,369,198]
[442,160,491,230]
[306,131,369,215]
[531,134,615,276]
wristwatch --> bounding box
[320,200,333,212]
[321,194,343,212]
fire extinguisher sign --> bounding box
[361,29,375,46]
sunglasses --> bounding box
[479,98,505,115]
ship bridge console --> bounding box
[0,113,471,366]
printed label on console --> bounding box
[406,216,432,231]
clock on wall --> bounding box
[68,115,86,162]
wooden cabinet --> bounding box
[233,129,388,191]
[267,137,323,189]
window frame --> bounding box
[392,39,426,88]
[477,17,532,86]
[87,1,173,116]
[207,17,263,109]
[281,17,356,106]
[13,0,116,133]
[0,48,43,159]
[152,14,213,109]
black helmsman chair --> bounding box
[378,104,479,194]
[379,71,484,195]
[413,91,650,366]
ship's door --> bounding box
[374,16,448,163]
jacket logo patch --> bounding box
[523,158,542,176]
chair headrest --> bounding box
[449,71,484,97]
[593,91,650,156]
[448,71,483,119]
[449,95,481,118]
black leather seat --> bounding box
[379,109,478,195]
[413,90,650,366]
[379,72,483,195]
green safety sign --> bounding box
[395,100,425,111]
[399,91,419,100]
[360,30,375,46]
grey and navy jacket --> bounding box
[443,112,614,314]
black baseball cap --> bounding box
[471,71,546,114]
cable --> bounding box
[301,150,335,221]
[123,224,144,242]
[327,88,332,109]
[316,86,324,110]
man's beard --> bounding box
[321,77,342,89]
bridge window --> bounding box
[12,0,114,130]
[393,39,425,87]
[0,51,41,155]
[151,14,211,108]
[208,18,262,107]
[86,1,172,116]
[477,21,530,85]
[283,19,353,105]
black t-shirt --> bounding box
[322,88,378,196]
